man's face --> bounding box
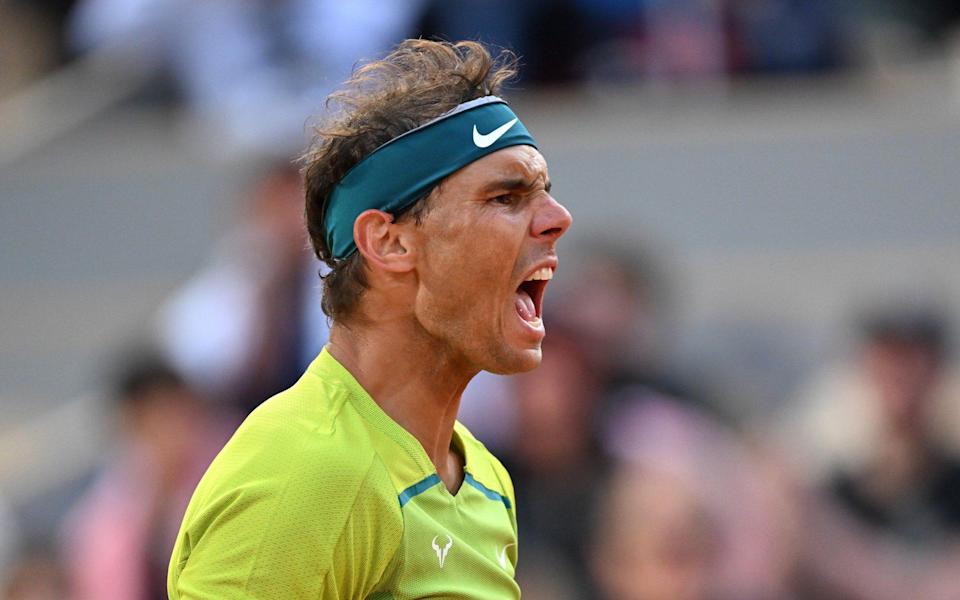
[409,145,572,374]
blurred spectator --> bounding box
[635,0,728,80]
[573,0,849,81]
[778,304,960,599]
[157,161,326,414]
[60,353,226,600]
[417,0,533,63]
[826,309,960,545]
[68,0,426,154]
[786,305,959,490]
[554,243,662,372]
[727,0,848,75]
[602,396,801,600]
[489,0,732,82]
[417,0,596,84]
[592,466,721,600]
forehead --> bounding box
[444,145,548,191]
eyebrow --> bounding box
[482,176,552,194]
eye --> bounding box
[491,194,515,206]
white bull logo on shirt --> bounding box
[431,535,454,568]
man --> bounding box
[168,39,572,599]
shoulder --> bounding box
[171,372,403,597]
[192,369,402,525]
[201,370,379,495]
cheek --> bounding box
[422,218,523,305]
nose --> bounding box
[532,194,572,241]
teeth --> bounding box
[524,267,554,282]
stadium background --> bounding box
[1,1,960,598]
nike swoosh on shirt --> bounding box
[472,118,519,148]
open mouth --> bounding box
[514,267,552,324]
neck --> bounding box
[326,318,475,489]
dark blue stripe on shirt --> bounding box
[398,474,442,507]
[464,472,512,509]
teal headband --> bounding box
[324,96,538,259]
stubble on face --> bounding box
[408,148,550,375]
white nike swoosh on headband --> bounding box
[472,118,519,148]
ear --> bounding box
[353,209,416,273]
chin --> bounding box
[484,346,542,375]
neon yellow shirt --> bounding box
[168,348,520,599]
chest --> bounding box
[373,478,520,600]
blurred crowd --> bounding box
[3,0,960,151]
[2,1,960,599]
[1,160,959,600]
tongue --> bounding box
[515,289,536,322]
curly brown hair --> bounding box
[300,39,518,323]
